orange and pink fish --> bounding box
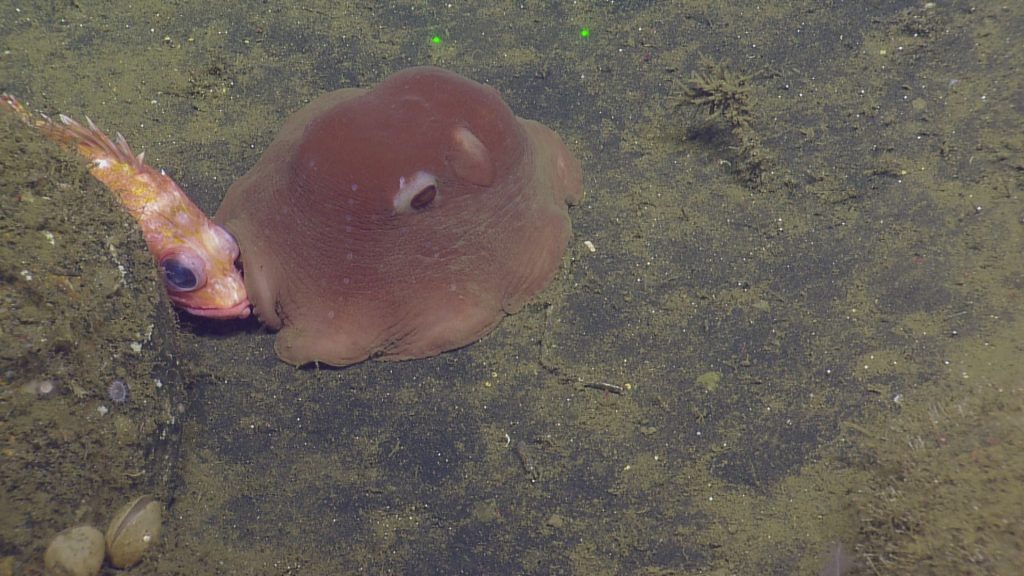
[1,94,250,319]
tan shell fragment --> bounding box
[43,525,105,576]
[105,495,162,568]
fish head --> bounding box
[154,222,251,319]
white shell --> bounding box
[43,525,105,576]
[105,495,162,568]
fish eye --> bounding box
[160,253,206,292]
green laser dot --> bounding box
[431,36,442,45]
[580,27,590,38]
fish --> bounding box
[1,94,250,319]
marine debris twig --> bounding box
[583,381,624,395]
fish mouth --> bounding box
[180,299,252,320]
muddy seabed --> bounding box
[1,2,1022,575]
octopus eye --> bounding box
[393,171,439,214]
[160,253,206,292]
[410,184,437,210]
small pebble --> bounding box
[21,379,57,397]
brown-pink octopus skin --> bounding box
[215,66,583,366]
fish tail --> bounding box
[1,93,145,172]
